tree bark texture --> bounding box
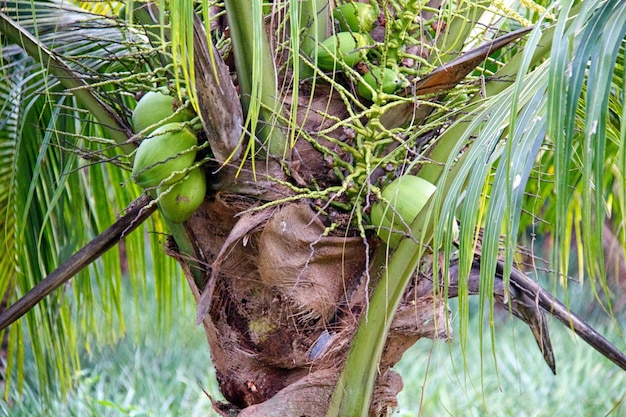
[166,158,450,415]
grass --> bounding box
[2,272,625,416]
[1,277,221,417]
[395,281,626,416]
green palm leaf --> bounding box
[0,0,180,400]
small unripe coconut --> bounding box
[357,66,403,100]
[131,122,197,189]
[132,91,194,133]
[370,175,436,248]
[316,32,371,70]
[333,2,378,33]
[157,167,206,223]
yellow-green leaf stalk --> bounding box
[328,196,438,417]
[224,0,288,159]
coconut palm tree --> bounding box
[0,0,625,415]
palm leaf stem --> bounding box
[224,0,288,158]
[435,0,488,62]
[166,221,206,290]
[330,2,595,415]
[297,0,328,78]
[501,263,626,371]
[131,2,172,69]
[328,197,440,417]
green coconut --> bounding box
[357,66,403,100]
[333,2,378,33]
[316,32,371,70]
[132,91,195,134]
[370,175,437,248]
[131,122,198,189]
[157,167,207,223]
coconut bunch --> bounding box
[130,90,207,223]
[275,0,467,256]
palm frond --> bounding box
[0,0,181,400]
[439,0,626,372]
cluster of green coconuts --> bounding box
[129,90,443,241]
[127,6,453,240]
[318,3,458,246]
[130,90,206,223]
[317,2,403,101]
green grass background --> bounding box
[2,273,625,416]
[395,296,626,416]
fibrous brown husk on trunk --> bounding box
[256,203,366,324]
[167,157,450,416]
[166,54,450,417]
